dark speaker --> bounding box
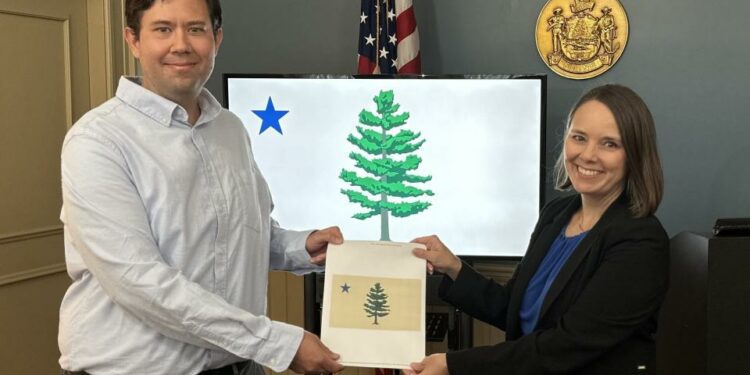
[657,231,750,375]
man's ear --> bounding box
[213,27,223,54]
[124,27,141,59]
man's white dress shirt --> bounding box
[58,77,318,374]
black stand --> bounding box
[425,273,473,351]
[303,273,322,334]
[656,231,750,374]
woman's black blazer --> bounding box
[441,193,669,374]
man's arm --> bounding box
[269,223,343,272]
[305,226,344,265]
[62,133,305,372]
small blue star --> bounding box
[252,97,289,135]
[340,283,351,293]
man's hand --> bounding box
[403,353,449,375]
[305,226,344,265]
[289,331,344,374]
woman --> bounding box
[408,84,668,375]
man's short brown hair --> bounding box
[125,0,222,38]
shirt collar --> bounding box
[115,76,222,127]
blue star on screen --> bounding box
[340,283,351,293]
[252,97,289,135]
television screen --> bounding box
[224,74,545,258]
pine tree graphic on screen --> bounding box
[363,282,390,325]
[340,90,434,241]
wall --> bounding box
[207,0,750,236]
[1,0,130,372]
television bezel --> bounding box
[222,73,547,262]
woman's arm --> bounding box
[446,218,669,374]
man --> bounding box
[58,0,344,374]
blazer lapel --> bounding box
[537,194,629,321]
[506,196,581,338]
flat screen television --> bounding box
[223,74,545,259]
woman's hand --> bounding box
[403,353,449,375]
[411,235,462,280]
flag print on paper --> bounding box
[330,274,421,331]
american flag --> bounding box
[357,0,421,74]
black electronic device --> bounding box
[713,218,750,236]
[223,73,546,260]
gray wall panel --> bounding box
[207,0,750,236]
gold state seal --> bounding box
[535,0,629,79]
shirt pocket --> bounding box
[230,167,271,234]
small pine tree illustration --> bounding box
[340,90,434,241]
[363,282,390,325]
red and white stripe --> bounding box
[394,0,421,74]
